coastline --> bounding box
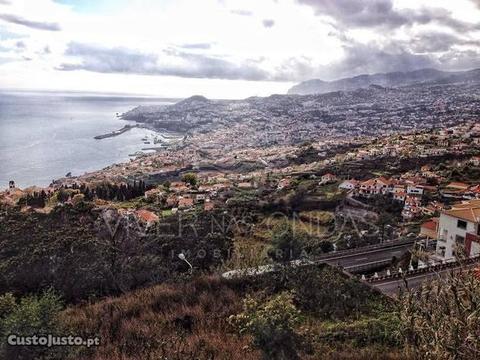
[94,124,141,139]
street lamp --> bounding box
[178,253,193,274]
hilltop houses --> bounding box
[358,177,393,197]
[339,179,358,191]
[338,174,445,221]
[320,173,337,184]
[435,199,480,260]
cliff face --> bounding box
[287,68,480,95]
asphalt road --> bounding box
[222,240,414,279]
[324,242,413,269]
[371,264,477,297]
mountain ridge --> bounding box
[288,68,480,95]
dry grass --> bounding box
[223,235,271,270]
[62,276,259,360]
[61,271,408,360]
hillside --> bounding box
[287,68,480,95]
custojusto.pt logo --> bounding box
[7,334,100,348]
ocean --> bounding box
[0,91,174,189]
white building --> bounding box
[338,179,358,191]
[407,185,424,196]
[436,200,480,259]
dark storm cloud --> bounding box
[0,14,60,31]
[262,19,275,28]
[58,42,270,81]
[296,0,478,31]
[230,9,253,16]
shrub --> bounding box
[230,291,302,360]
[400,268,480,359]
[268,222,309,262]
[0,290,67,360]
[182,173,198,187]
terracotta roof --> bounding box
[452,199,480,209]
[444,207,480,223]
[446,182,470,190]
[377,177,392,185]
[421,218,439,231]
[361,179,377,187]
[136,209,159,224]
[178,197,194,207]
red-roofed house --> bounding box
[436,200,480,259]
[359,177,393,197]
[178,197,194,210]
[420,218,439,240]
[136,209,159,225]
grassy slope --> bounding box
[62,266,408,360]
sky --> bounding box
[0,0,479,98]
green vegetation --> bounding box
[182,172,198,186]
[268,221,308,261]
[0,205,232,302]
[400,268,480,359]
[230,291,302,360]
[0,290,67,360]
[58,265,405,360]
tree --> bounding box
[400,267,480,359]
[230,292,302,360]
[0,290,67,360]
[268,222,308,262]
[182,173,197,187]
[163,181,171,190]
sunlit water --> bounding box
[0,91,174,188]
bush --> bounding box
[265,265,391,320]
[230,291,302,360]
[268,222,309,262]
[0,290,67,360]
[182,173,198,187]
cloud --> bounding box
[262,19,275,28]
[0,56,15,64]
[438,49,480,70]
[230,9,253,16]
[58,42,271,81]
[179,43,212,50]
[409,32,480,53]
[0,13,60,31]
[0,0,11,5]
[296,0,478,31]
[332,42,436,77]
